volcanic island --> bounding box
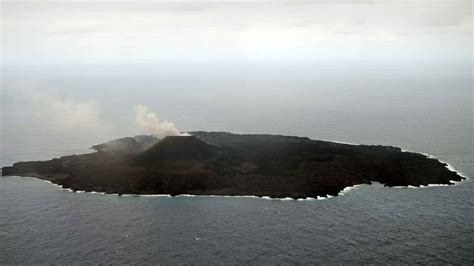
[1,132,464,199]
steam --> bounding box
[133,105,188,138]
[23,90,110,138]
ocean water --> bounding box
[1,140,473,264]
[1,64,473,264]
[1,175,473,264]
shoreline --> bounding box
[9,155,467,201]
[2,146,468,201]
[31,175,467,201]
[400,148,469,180]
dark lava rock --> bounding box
[91,135,159,154]
[136,136,220,163]
[1,132,465,199]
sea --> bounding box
[1,63,473,264]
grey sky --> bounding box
[2,0,472,65]
[0,1,472,167]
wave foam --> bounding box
[400,148,468,187]
[338,184,362,196]
[32,176,464,201]
[35,181,328,201]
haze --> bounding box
[0,0,472,165]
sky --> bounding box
[1,0,472,65]
[0,0,472,165]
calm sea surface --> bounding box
[1,138,473,264]
[1,65,473,264]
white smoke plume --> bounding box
[133,105,187,138]
[24,90,111,138]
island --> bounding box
[1,131,465,199]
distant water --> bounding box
[1,64,473,263]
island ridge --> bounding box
[1,132,464,199]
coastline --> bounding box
[31,172,467,201]
[2,144,468,201]
[401,148,469,180]
[8,148,467,202]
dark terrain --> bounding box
[1,132,464,199]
